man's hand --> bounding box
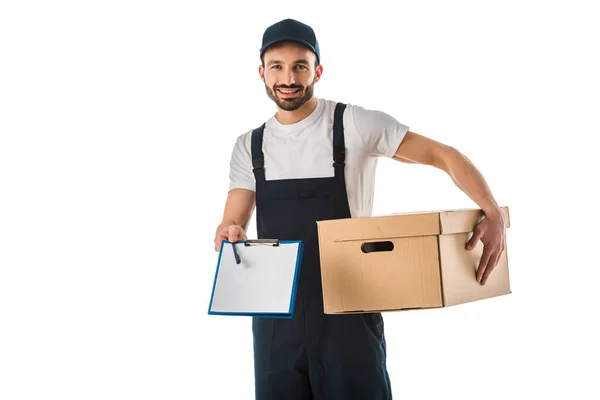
[214,224,247,252]
[465,211,506,285]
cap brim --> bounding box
[260,36,318,59]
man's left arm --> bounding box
[393,131,507,285]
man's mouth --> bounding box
[277,88,301,98]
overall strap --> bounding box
[251,123,266,182]
[333,102,347,174]
[332,102,352,217]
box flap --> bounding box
[316,212,441,242]
[439,233,511,306]
[439,206,510,235]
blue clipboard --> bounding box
[208,239,304,318]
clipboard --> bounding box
[208,239,304,318]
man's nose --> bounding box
[281,70,297,85]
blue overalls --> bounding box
[250,103,393,399]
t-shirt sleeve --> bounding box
[228,132,256,192]
[350,105,409,158]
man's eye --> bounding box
[296,65,307,70]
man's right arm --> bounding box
[214,188,256,251]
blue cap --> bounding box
[260,18,320,63]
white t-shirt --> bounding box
[228,98,409,218]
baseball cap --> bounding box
[259,18,320,63]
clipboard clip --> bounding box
[244,239,280,247]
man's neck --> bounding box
[275,97,318,125]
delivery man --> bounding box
[213,18,506,400]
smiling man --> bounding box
[263,47,316,111]
[214,18,506,400]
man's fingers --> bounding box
[214,224,246,254]
[215,236,225,252]
[481,252,500,285]
[214,225,246,252]
[476,249,491,282]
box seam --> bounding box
[437,215,446,307]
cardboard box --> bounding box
[316,207,511,314]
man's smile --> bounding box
[277,88,301,98]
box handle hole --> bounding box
[361,241,394,253]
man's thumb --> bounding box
[466,230,482,250]
[228,225,240,242]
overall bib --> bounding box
[251,103,392,399]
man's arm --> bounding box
[393,131,506,285]
[214,188,256,252]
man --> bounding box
[214,18,506,400]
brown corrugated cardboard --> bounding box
[316,207,511,314]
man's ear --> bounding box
[314,64,323,82]
[258,65,265,81]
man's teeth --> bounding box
[278,89,299,93]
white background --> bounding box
[1,1,599,399]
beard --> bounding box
[265,80,315,111]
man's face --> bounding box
[259,42,322,111]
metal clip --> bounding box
[244,239,280,247]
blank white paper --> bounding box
[210,242,301,314]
